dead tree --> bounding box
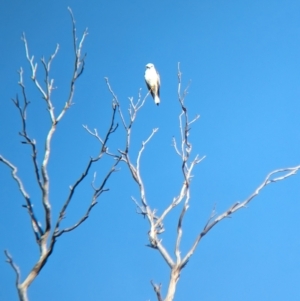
[105,64,300,301]
[0,9,120,301]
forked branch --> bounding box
[1,9,119,301]
[181,165,300,266]
[113,64,201,301]
[115,63,300,301]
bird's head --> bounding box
[145,63,154,69]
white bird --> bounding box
[144,63,160,105]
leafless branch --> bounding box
[53,157,120,238]
[0,155,43,242]
[107,79,179,271]
[56,7,88,123]
[151,281,163,301]
[117,62,300,301]
[114,63,202,301]
[136,128,159,207]
[105,77,128,130]
[181,165,300,266]
[1,9,119,301]
[22,34,47,101]
[117,63,300,301]
[4,250,21,288]
[175,200,189,265]
[131,196,146,215]
[12,69,43,191]
[172,137,182,156]
[52,102,119,236]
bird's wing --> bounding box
[145,79,155,98]
[156,70,160,97]
[145,79,152,91]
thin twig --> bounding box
[181,165,300,267]
[151,281,163,301]
[4,250,21,288]
[52,103,120,239]
[0,156,43,241]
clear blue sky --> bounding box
[1,1,300,300]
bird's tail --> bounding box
[154,95,160,106]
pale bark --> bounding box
[2,8,120,300]
[110,63,300,301]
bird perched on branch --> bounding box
[144,63,160,105]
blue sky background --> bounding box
[1,0,300,300]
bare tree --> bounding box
[105,64,300,301]
[3,9,300,301]
[0,9,120,301]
